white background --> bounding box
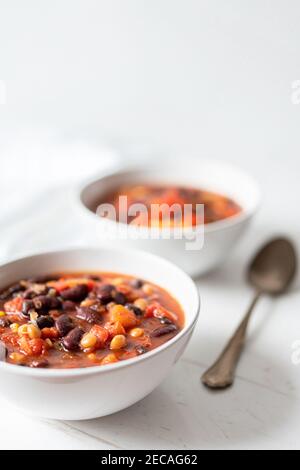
[0,0,300,450]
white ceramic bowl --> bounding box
[0,247,199,420]
[76,158,261,276]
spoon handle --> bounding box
[201,292,261,389]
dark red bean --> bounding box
[22,299,35,317]
[75,307,102,324]
[29,359,49,368]
[55,314,74,337]
[151,324,178,337]
[62,327,84,351]
[36,315,55,329]
[129,279,144,289]
[96,284,115,304]
[33,295,62,313]
[114,292,127,305]
[0,283,25,301]
[62,300,77,311]
[24,285,49,299]
[159,316,173,325]
[60,284,88,302]
[125,304,143,317]
[0,317,11,328]
[86,274,102,281]
[29,275,59,283]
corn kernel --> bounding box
[129,327,144,338]
[111,277,124,286]
[142,284,154,295]
[80,333,97,349]
[110,334,127,350]
[27,324,41,339]
[87,353,97,361]
[134,298,148,311]
[9,352,25,364]
[45,338,53,348]
[0,311,5,317]
[10,323,19,333]
[101,353,118,365]
[18,324,29,336]
[80,299,97,308]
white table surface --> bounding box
[0,0,300,449]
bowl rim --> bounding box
[75,158,262,235]
[0,247,200,377]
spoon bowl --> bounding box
[248,238,297,295]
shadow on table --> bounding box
[69,338,297,450]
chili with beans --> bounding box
[0,273,184,369]
[100,184,242,227]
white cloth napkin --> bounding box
[0,128,119,263]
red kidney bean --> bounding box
[0,283,26,300]
[33,295,62,313]
[129,279,144,289]
[60,284,88,302]
[62,300,77,311]
[114,292,127,305]
[23,283,50,299]
[0,318,11,328]
[55,314,74,337]
[29,275,59,283]
[86,274,102,281]
[22,299,35,317]
[75,307,102,324]
[36,315,55,329]
[125,304,143,317]
[96,284,116,304]
[159,316,173,325]
[151,324,177,337]
[62,327,84,351]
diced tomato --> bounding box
[115,284,132,296]
[109,305,137,329]
[145,302,178,323]
[18,336,46,356]
[48,278,95,293]
[89,325,109,349]
[1,331,19,347]
[144,304,157,318]
[41,327,59,339]
[4,297,23,314]
[104,321,126,338]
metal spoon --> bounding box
[201,237,297,390]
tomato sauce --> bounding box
[98,184,242,227]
